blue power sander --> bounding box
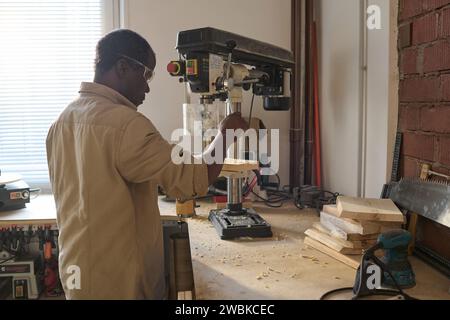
[321,229,417,300]
[352,229,416,299]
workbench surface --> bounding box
[0,195,56,226]
[159,199,450,300]
[2,195,448,300]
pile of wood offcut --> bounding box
[304,196,405,269]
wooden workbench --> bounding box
[2,194,447,300]
[0,195,57,227]
[159,198,450,300]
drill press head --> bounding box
[167,27,294,110]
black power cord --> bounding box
[248,94,255,125]
[320,254,419,300]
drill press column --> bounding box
[226,100,243,213]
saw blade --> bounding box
[389,178,450,228]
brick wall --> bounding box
[398,0,450,263]
[398,0,450,178]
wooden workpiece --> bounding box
[336,196,405,223]
[219,158,259,178]
[158,199,450,300]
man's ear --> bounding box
[115,59,129,79]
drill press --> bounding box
[167,27,294,239]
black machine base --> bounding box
[208,208,272,240]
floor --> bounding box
[159,198,450,300]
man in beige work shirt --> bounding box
[46,29,248,299]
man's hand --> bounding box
[219,112,249,134]
[204,112,249,186]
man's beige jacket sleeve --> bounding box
[117,114,209,200]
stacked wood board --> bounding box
[304,196,405,269]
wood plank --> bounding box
[337,196,405,223]
[325,204,403,227]
[321,211,401,236]
[304,228,363,254]
[309,225,354,248]
[321,211,376,235]
[313,223,379,245]
[322,204,339,216]
[304,237,361,270]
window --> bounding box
[0,0,118,191]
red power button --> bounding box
[167,61,180,75]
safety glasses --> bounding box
[118,54,155,84]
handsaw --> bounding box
[389,178,450,228]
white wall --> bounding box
[365,0,391,197]
[123,0,292,185]
[317,0,361,196]
[318,0,394,197]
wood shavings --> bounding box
[268,268,281,273]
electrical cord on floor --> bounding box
[320,255,419,300]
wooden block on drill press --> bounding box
[336,196,405,223]
[221,158,259,172]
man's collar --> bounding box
[79,82,137,110]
